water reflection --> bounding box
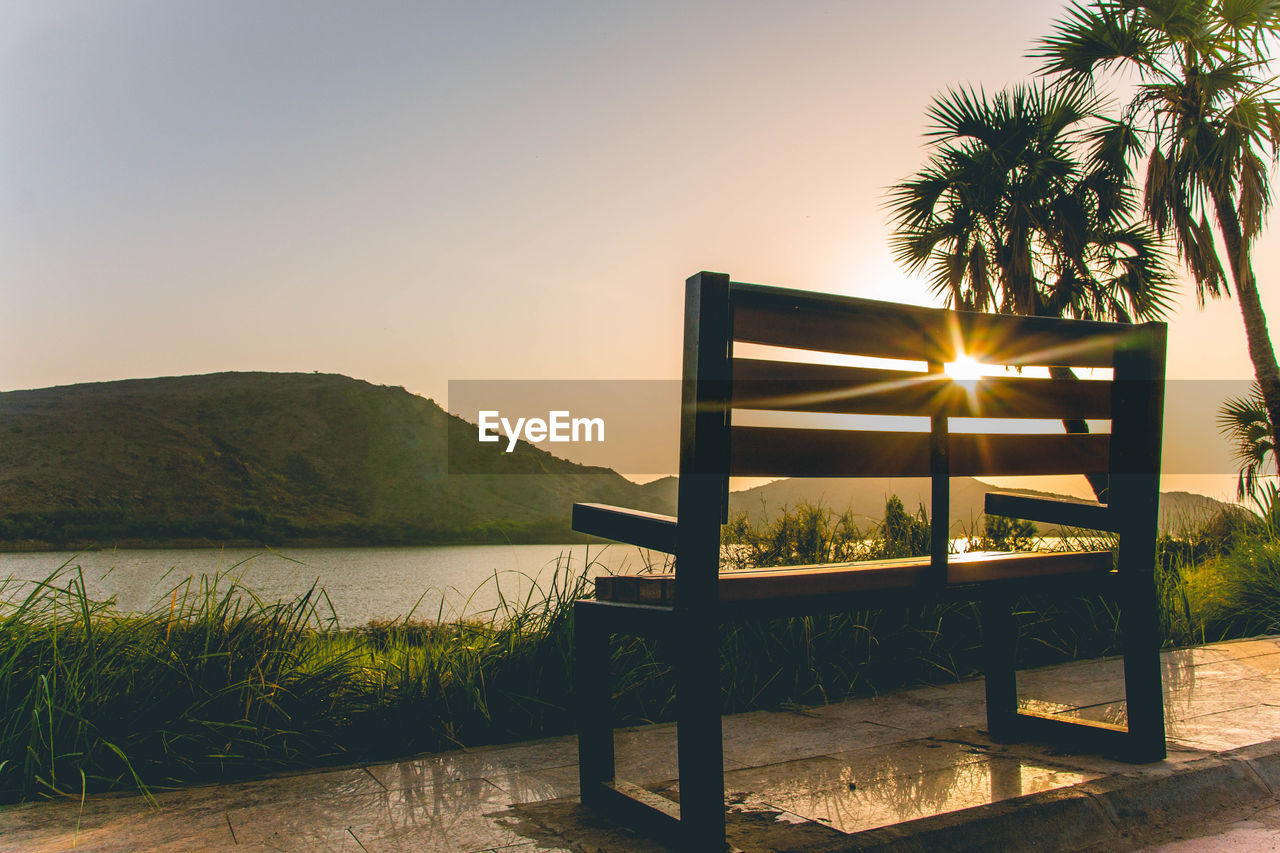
[714,739,1095,835]
[1018,639,1280,743]
[718,642,1280,836]
[225,762,531,849]
[0,543,659,625]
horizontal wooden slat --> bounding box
[731,281,1134,367]
[572,503,678,552]
[575,598,675,636]
[957,432,1113,475]
[728,427,1111,477]
[594,574,677,605]
[595,550,1114,605]
[986,491,1116,531]
[733,286,947,362]
[731,358,1112,419]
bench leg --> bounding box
[981,593,1018,742]
[1120,568,1167,762]
[575,603,615,803]
[675,620,726,851]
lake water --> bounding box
[0,538,1090,627]
[0,543,670,627]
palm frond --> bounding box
[1173,208,1230,300]
[1085,117,1144,178]
[1100,225,1180,320]
[925,86,998,144]
[1033,1,1153,77]
[1216,0,1280,32]
[1238,148,1271,239]
[1219,382,1277,498]
[1262,100,1280,155]
[1144,146,1175,234]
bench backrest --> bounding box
[673,272,1167,610]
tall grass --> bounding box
[0,554,608,804]
[0,497,1261,803]
[1178,486,1280,640]
[0,562,357,802]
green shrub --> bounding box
[974,514,1037,552]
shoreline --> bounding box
[0,534,600,553]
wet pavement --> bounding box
[5,637,1280,851]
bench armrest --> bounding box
[572,503,678,553]
[985,491,1116,532]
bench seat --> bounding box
[594,549,1114,605]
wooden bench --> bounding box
[572,272,1167,850]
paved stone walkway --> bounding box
[1141,800,1280,852]
[6,637,1280,851]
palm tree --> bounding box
[1219,382,1275,499]
[887,82,1175,501]
[1036,0,1280,475]
[888,82,1174,324]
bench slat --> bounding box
[573,503,678,553]
[731,358,1112,419]
[595,550,1113,605]
[985,491,1116,531]
[731,282,1126,367]
[728,428,1111,477]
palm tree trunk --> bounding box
[1213,192,1280,477]
[1031,295,1110,501]
[1046,365,1109,502]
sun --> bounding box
[944,355,985,381]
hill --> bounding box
[0,372,672,548]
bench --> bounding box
[572,272,1167,850]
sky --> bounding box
[4,0,1277,500]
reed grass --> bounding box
[0,561,358,803]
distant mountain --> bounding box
[0,372,1242,548]
[0,372,671,548]
[1154,491,1252,534]
[725,478,1244,537]
[728,476,994,532]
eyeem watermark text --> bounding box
[478,410,605,452]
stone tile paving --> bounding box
[4,636,1280,852]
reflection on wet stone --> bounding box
[662,737,1098,836]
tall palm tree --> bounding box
[887,82,1175,501]
[1036,0,1280,474]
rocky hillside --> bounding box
[0,372,670,547]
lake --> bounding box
[0,538,1088,627]
[0,543,670,627]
